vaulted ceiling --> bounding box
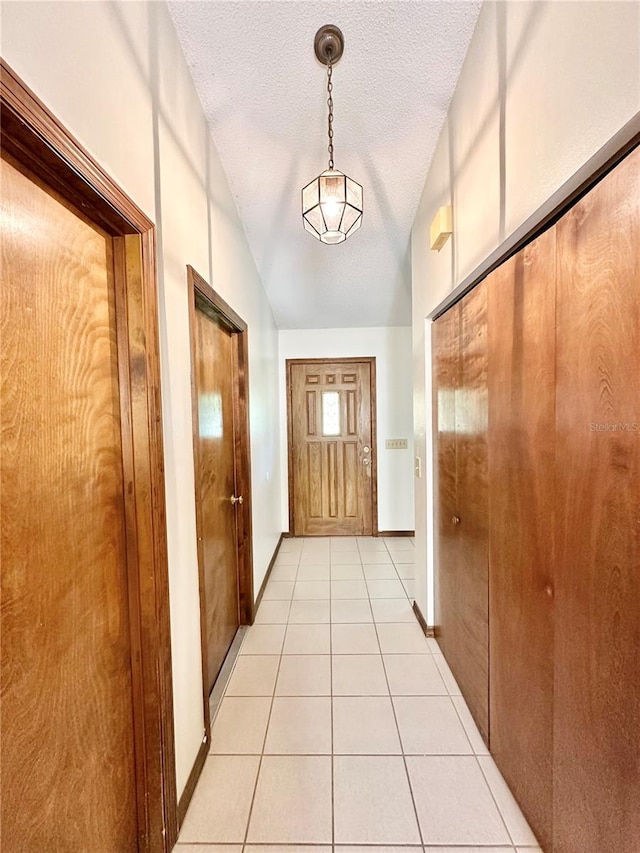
[168,1,482,328]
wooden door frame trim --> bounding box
[187,265,255,738]
[1,61,177,851]
[286,356,378,537]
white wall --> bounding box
[1,0,282,797]
[411,0,640,623]
[278,328,415,533]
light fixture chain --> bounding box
[303,25,362,244]
[327,58,334,170]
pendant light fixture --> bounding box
[302,25,363,245]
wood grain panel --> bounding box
[193,310,239,695]
[307,442,323,518]
[306,390,317,435]
[0,154,138,851]
[343,441,358,517]
[432,305,460,644]
[289,360,375,535]
[433,302,460,670]
[327,442,338,517]
[455,282,489,741]
[347,390,357,435]
[433,284,489,741]
[488,227,556,851]
[554,146,640,853]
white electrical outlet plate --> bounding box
[385,438,408,450]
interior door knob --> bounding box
[452,515,461,525]
[230,495,243,505]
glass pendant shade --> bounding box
[302,169,363,245]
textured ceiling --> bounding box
[168,0,482,328]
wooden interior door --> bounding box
[288,359,375,536]
[488,228,556,852]
[193,306,240,695]
[433,283,489,743]
[1,154,139,850]
[553,146,640,853]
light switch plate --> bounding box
[385,438,408,450]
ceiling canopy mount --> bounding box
[314,24,344,66]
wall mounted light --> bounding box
[302,25,363,245]
[430,205,453,251]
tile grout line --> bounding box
[445,683,480,756]
[380,537,520,849]
[448,690,488,758]
[387,537,518,853]
[200,537,526,852]
[475,750,522,849]
[210,751,494,757]
[329,542,335,850]
[367,559,426,848]
[178,844,527,849]
[237,537,527,852]
[298,537,333,848]
[240,551,299,848]
[362,540,411,603]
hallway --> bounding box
[177,536,541,851]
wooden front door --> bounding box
[1,154,139,850]
[288,359,376,536]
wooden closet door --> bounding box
[433,284,489,743]
[488,228,556,852]
[433,303,460,669]
[455,283,489,741]
[554,147,640,853]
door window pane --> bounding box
[322,391,341,435]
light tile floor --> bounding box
[177,536,542,853]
